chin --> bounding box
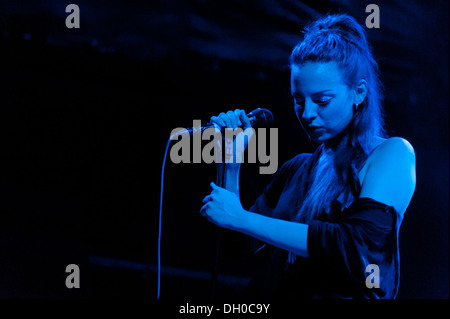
[310,133,331,143]
[312,133,345,146]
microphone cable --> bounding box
[157,137,171,299]
[156,108,272,299]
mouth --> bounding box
[308,126,326,137]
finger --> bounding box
[239,109,251,129]
[234,109,243,127]
[210,115,226,129]
[218,112,232,128]
[227,110,239,129]
[200,203,208,217]
[200,205,215,224]
[202,195,211,205]
[210,182,220,190]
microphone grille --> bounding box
[251,108,274,127]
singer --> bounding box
[200,13,416,299]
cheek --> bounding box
[293,106,310,134]
[323,102,354,130]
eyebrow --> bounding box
[291,89,335,97]
[312,89,334,96]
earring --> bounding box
[353,103,359,113]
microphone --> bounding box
[170,108,274,138]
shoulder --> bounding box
[372,137,415,160]
[359,137,416,216]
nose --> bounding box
[301,99,318,123]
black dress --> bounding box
[246,150,401,299]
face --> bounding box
[290,62,356,144]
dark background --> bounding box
[0,0,448,299]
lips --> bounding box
[308,126,326,136]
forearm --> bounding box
[213,159,309,257]
[202,171,309,257]
[217,163,241,198]
[230,210,310,258]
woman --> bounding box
[200,13,416,299]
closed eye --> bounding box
[294,99,304,108]
[315,97,333,106]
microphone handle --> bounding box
[200,114,257,133]
[170,113,258,138]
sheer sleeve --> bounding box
[306,197,400,298]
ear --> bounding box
[353,79,368,105]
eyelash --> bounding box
[294,100,304,108]
[294,98,332,108]
[317,99,331,106]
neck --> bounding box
[323,128,350,153]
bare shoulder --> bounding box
[360,137,416,216]
[372,136,415,160]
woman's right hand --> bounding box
[210,109,252,131]
[209,109,254,164]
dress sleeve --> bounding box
[249,154,311,217]
[306,197,400,298]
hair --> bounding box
[289,13,387,223]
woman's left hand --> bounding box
[200,182,246,229]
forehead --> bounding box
[290,62,346,94]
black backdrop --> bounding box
[0,0,448,299]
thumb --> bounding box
[210,182,220,190]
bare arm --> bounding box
[201,135,416,260]
[216,163,241,197]
[201,182,310,258]
[204,108,310,257]
[359,137,416,217]
[210,108,253,198]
